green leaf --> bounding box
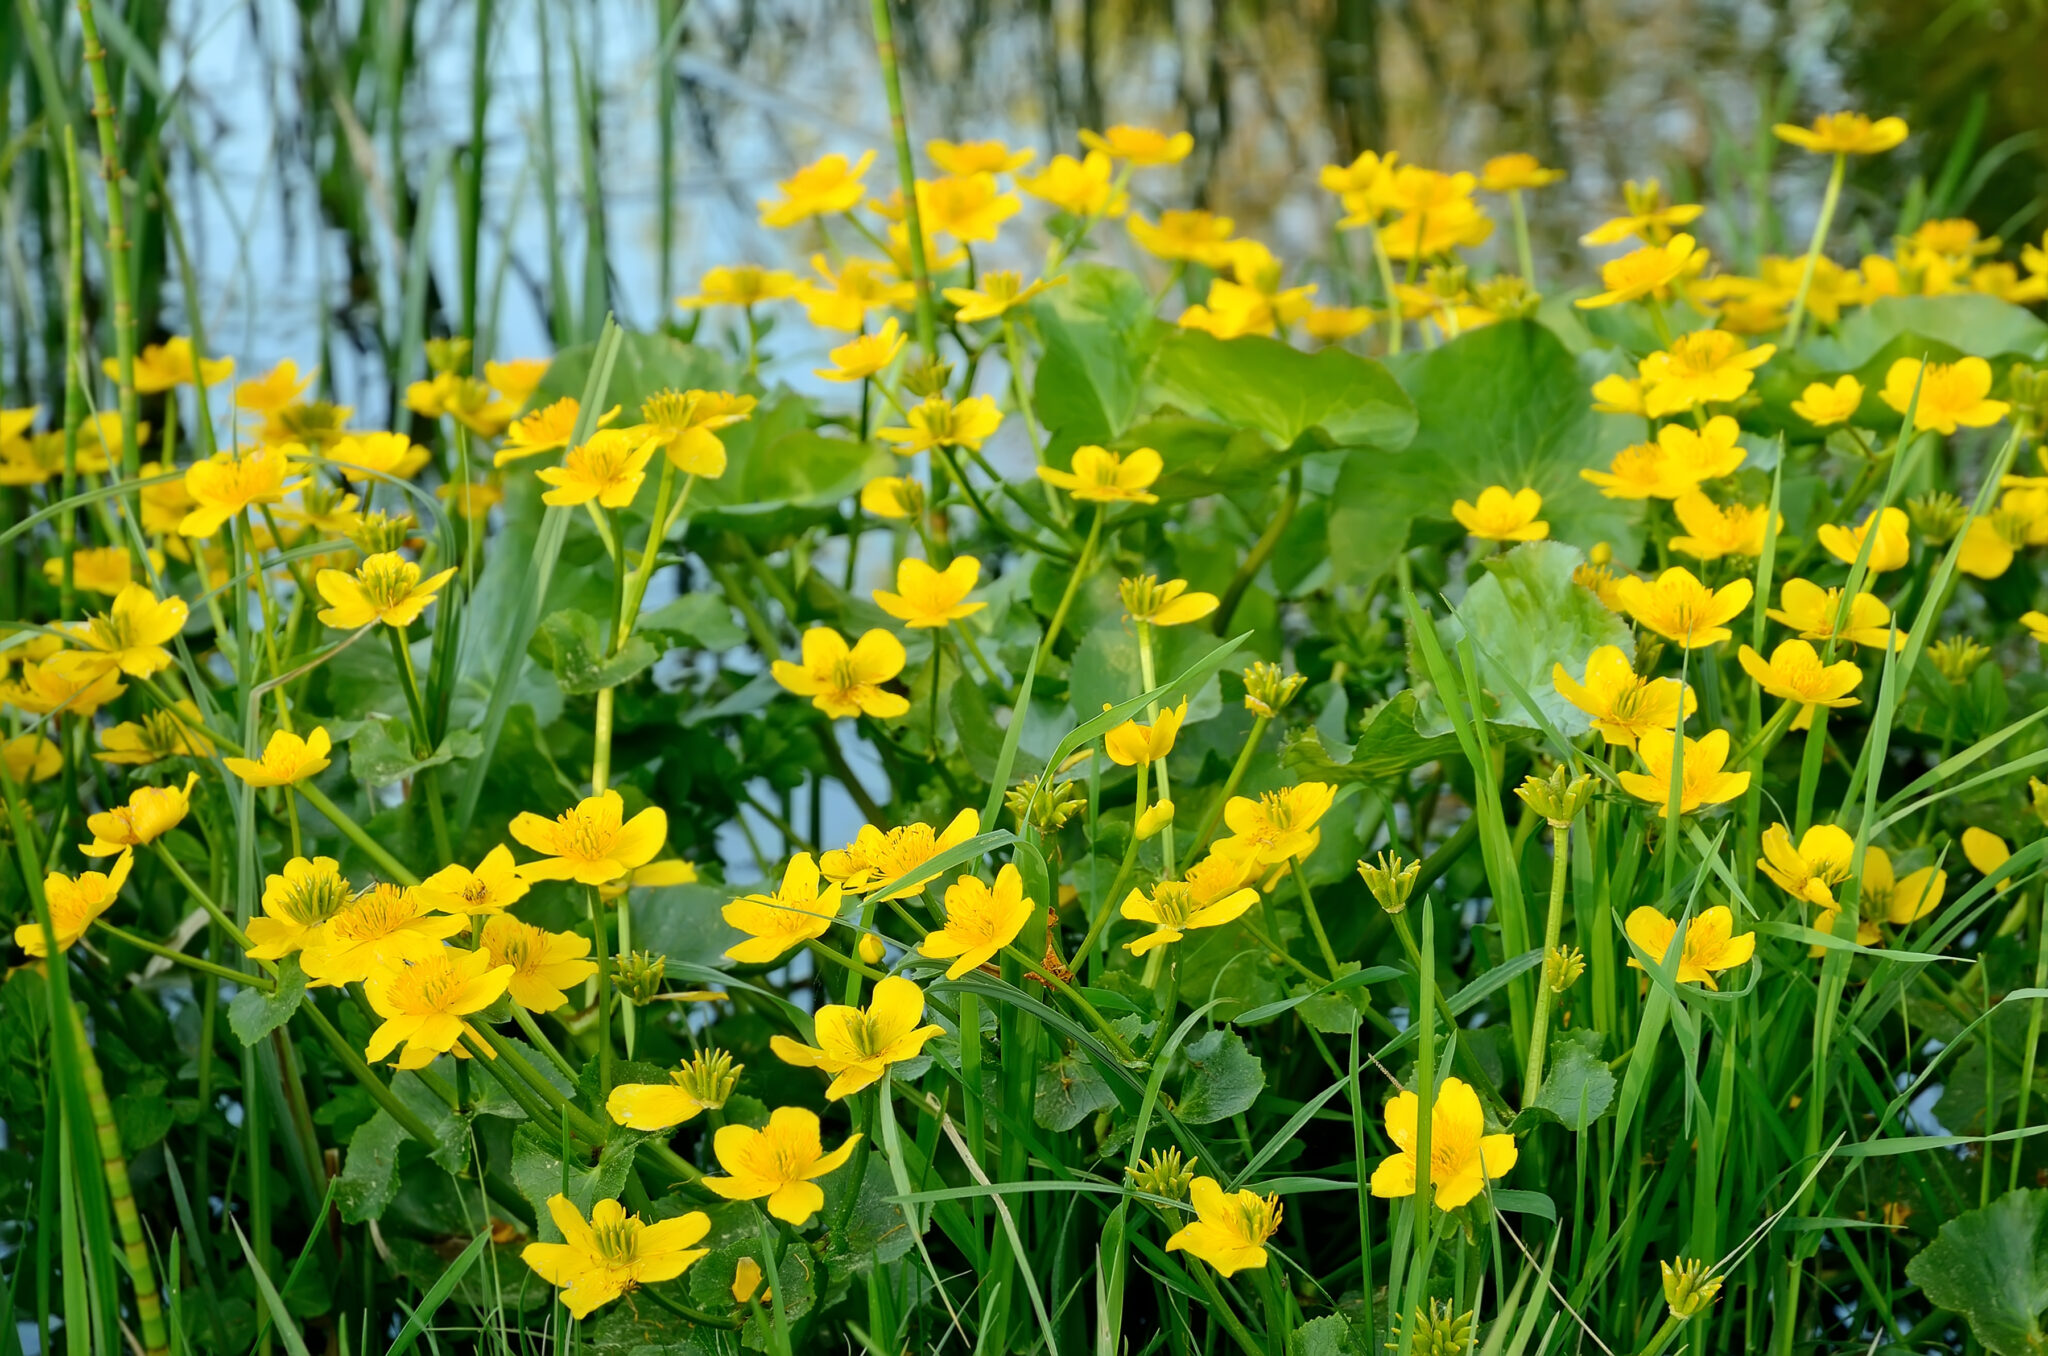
[383,1231,490,1356]
[690,395,894,533]
[535,330,739,415]
[1149,329,1417,453]
[631,884,749,970]
[334,1110,409,1224]
[1515,1028,1617,1133]
[1293,1314,1369,1356]
[1280,690,1462,785]
[1907,1188,2048,1356]
[1177,1029,1265,1124]
[529,609,660,695]
[1822,294,2048,368]
[817,1150,918,1271]
[228,956,306,1046]
[1036,1046,1120,1132]
[510,1120,652,1220]
[1031,262,1159,451]
[347,718,484,787]
[640,592,746,652]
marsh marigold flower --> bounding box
[414,844,529,918]
[759,151,874,228]
[1370,1077,1518,1210]
[1480,153,1564,192]
[1768,578,1905,650]
[536,429,657,507]
[926,138,1034,176]
[494,397,620,466]
[1793,376,1864,427]
[1774,112,1908,156]
[45,545,159,598]
[315,552,457,629]
[704,1106,861,1225]
[510,790,668,885]
[639,389,755,476]
[676,264,800,310]
[1882,357,2010,435]
[815,320,906,382]
[299,884,465,984]
[1861,848,1945,927]
[1037,445,1162,504]
[52,584,188,681]
[1582,439,1703,501]
[821,809,980,899]
[860,475,923,520]
[877,394,1002,456]
[914,173,1020,242]
[1577,234,1705,309]
[330,432,429,482]
[5,733,62,783]
[1080,125,1193,166]
[1,659,125,720]
[1166,1177,1282,1276]
[1614,568,1752,648]
[1120,854,1259,955]
[1669,492,1776,560]
[1105,698,1186,767]
[1739,640,1862,727]
[1128,210,1236,266]
[873,556,984,628]
[361,946,513,1070]
[236,359,313,413]
[1818,506,1911,573]
[246,856,352,959]
[1624,905,1754,987]
[1213,783,1337,865]
[105,336,233,392]
[1303,305,1376,344]
[1018,152,1127,218]
[771,628,910,719]
[722,853,843,964]
[223,726,333,788]
[920,864,1035,978]
[1121,575,1218,627]
[942,272,1060,323]
[1552,646,1695,749]
[1451,486,1548,542]
[1618,729,1750,815]
[1590,373,1648,416]
[478,916,597,1012]
[1639,331,1774,417]
[17,851,130,957]
[798,256,914,332]
[81,772,198,857]
[179,446,304,537]
[522,1195,711,1321]
[607,1048,742,1131]
[771,974,944,1099]
[1583,179,1703,246]
[1758,823,1856,906]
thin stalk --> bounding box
[867,0,936,354]
[76,0,142,513]
[66,1007,169,1356]
[1034,505,1101,676]
[587,885,615,1095]
[1782,152,1846,348]
[1183,714,1269,869]
[1520,818,1572,1106]
[1287,859,1342,977]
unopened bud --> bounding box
[1406,1298,1476,1356]
[1928,636,1991,685]
[1660,1258,1724,1320]
[1124,1146,1198,1201]
[2007,363,2048,431]
[1515,765,1596,828]
[1136,800,1175,840]
[1242,661,1307,718]
[1545,944,1586,993]
[857,933,887,965]
[1908,491,1969,545]
[1358,850,1421,914]
[1425,263,1470,303]
[1004,779,1088,834]
[424,336,472,376]
[1474,273,1541,320]
[613,950,666,1005]
[1633,634,1666,678]
[348,511,416,557]
[901,355,954,399]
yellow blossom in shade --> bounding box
[483,359,550,405]
[1817,507,1911,573]
[1451,486,1548,542]
[798,256,916,332]
[771,628,910,720]
[1214,783,1338,866]
[1793,376,1865,427]
[723,853,843,964]
[314,553,457,630]
[1164,1175,1282,1276]
[1590,373,1648,416]
[2026,611,2048,644]
[1302,305,1376,344]
[758,151,875,227]
[477,915,596,1012]
[510,791,668,885]
[942,272,1060,324]
[1739,641,1862,728]
[76,412,151,464]
[1881,357,2010,435]
[873,557,985,629]
[821,809,980,899]
[51,584,188,681]
[16,851,132,957]
[328,432,429,482]
[1552,646,1696,750]
[1079,125,1193,166]
[1958,490,2048,579]
[1774,112,1909,155]
[1369,1077,1518,1210]
[876,395,1003,456]
[1480,153,1565,192]
[1963,826,2011,881]
[638,389,756,477]
[1037,445,1162,504]
[298,884,465,984]
[104,336,233,392]
[1582,439,1702,501]
[920,865,1036,979]
[535,428,657,507]
[1120,854,1259,956]
[522,1195,712,1321]
[178,446,305,537]
[705,1106,863,1225]
[927,138,1034,175]
[815,320,906,382]
[0,659,126,720]
[1018,151,1127,218]
[1669,492,1776,561]
[1624,905,1755,987]
[1175,241,1317,337]
[1121,575,1218,627]
[223,726,333,788]
[236,360,315,414]
[1128,210,1237,266]
[860,475,923,520]
[771,974,945,1099]
[80,772,198,857]
[1576,234,1705,309]
[43,546,163,598]
[676,264,800,310]
[495,397,621,466]
[4,733,62,783]
[415,844,530,918]
[1105,699,1187,767]
[1614,568,1752,648]
[1582,179,1704,246]
[245,856,353,960]
[1639,332,1774,417]
[1758,823,1857,906]
[1768,579,1906,650]
[1617,729,1751,815]
[913,173,1021,242]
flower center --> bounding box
[358,557,419,610]
[1150,883,1197,926]
[279,870,350,927]
[591,1217,641,1267]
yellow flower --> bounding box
[1614,568,1752,648]
[51,584,188,680]
[1792,375,1865,427]
[361,946,513,1069]
[1624,905,1754,988]
[1479,153,1565,192]
[798,256,915,332]
[477,915,596,1012]
[1773,112,1908,156]
[1018,152,1127,218]
[1590,373,1648,416]
[43,545,163,598]
[758,151,875,227]
[1213,783,1338,866]
[236,359,314,414]
[722,853,843,964]
[414,844,530,918]
[246,856,353,959]
[1956,489,2048,579]
[1175,241,1317,336]
[223,726,333,788]
[1582,439,1703,501]
[2026,611,2048,644]
[675,264,800,309]
[1037,445,1162,504]
[1638,331,1773,417]
[815,320,906,382]
[405,372,520,437]
[298,884,465,985]
[771,628,910,720]
[1120,854,1259,956]
[927,138,1034,175]
[1582,179,1704,246]
[1963,827,2011,883]
[522,1195,711,1320]
[510,791,668,885]
[495,397,621,466]
[80,772,198,857]
[877,395,1003,457]
[1817,507,1911,573]
[1369,168,1493,258]
[1451,486,1548,542]
[920,865,1035,979]
[1128,210,1236,266]
[1738,641,1861,728]
[178,446,304,537]
[1121,575,1218,627]
[1552,645,1696,750]
[1079,125,1193,166]
[1758,823,1856,906]
[16,851,131,957]
[860,475,923,520]
[104,336,233,392]
[1165,1176,1282,1276]
[314,552,457,629]
[483,359,549,405]
[732,1257,768,1304]
[1321,148,1398,208]
[1576,234,1706,309]
[1881,357,2010,435]
[638,389,756,477]
[1105,699,1187,767]
[771,974,944,1099]
[942,271,1059,324]
[913,173,1020,242]
[1302,305,1376,344]
[329,432,429,482]
[0,658,126,720]
[820,809,980,899]
[873,556,985,628]
[1617,729,1751,816]
[536,429,657,507]
[4,733,62,783]
[1767,579,1905,650]
[607,1048,742,1131]
[704,1106,862,1225]
[1668,492,1775,560]
[1369,1077,1518,1210]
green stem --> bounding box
[1520,820,1571,1106]
[587,886,615,1096]
[512,1005,580,1082]
[1782,152,1847,349]
[1288,859,1342,976]
[999,945,1138,1063]
[1034,505,1101,675]
[1183,715,1269,869]
[150,842,255,952]
[94,921,268,990]
[295,783,422,885]
[867,0,936,354]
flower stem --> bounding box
[586,885,615,1096]
[1783,151,1847,349]
[1183,715,1268,870]
[512,1005,581,1082]
[1288,858,1343,976]
[1034,504,1101,677]
[150,842,255,953]
[95,921,268,990]
[295,783,422,885]
[1520,819,1572,1107]
[867,0,936,355]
